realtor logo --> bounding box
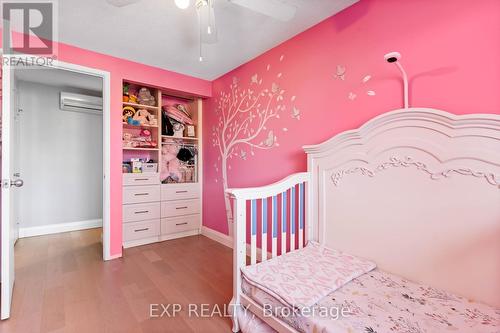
[2,0,58,66]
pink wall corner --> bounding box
[1,35,212,258]
[203,0,500,236]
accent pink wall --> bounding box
[1,35,212,258]
[203,0,500,235]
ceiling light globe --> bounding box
[175,0,190,9]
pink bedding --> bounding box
[241,242,376,310]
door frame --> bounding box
[1,56,113,264]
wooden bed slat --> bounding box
[299,182,304,249]
[281,191,287,255]
[261,198,267,261]
[250,199,257,265]
[272,195,278,258]
[290,186,296,251]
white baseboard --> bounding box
[19,219,103,238]
[201,226,232,248]
[201,226,273,259]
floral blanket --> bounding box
[241,242,376,309]
[242,269,500,333]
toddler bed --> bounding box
[226,108,500,333]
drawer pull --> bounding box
[175,190,188,193]
[175,222,188,226]
[134,193,149,196]
[134,210,149,214]
[134,178,149,181]
[134,228,149,232]
[175,206,188,210]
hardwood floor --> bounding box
[0,229,234,333]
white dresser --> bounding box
[122,174,201,248]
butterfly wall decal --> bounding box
[261,130,276,147]
[291,106,301,120]
[333,65,346,80]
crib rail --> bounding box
[227,172,310,264]
[227,172,310,332]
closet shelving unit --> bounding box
[122,80,202,249]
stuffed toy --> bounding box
[136,129,157,148]
[128,94,138,104]
[161,144,182,183]
[137,88,156,106]
[133,109,152,125]
[122,106,135,123]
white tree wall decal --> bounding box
[211,56,300,237]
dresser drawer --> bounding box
[161,215,200,235]
[123,220,159,242]
[123,185,160,204]
[161,183,200,201]
[161,199,200,217]
[123,202,161,223]
[123,173,159,186]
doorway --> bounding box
[1,59,111,319]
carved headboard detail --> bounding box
[331,156,499,187]
[304,108,500,307]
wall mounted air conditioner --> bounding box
[60,92,103,115]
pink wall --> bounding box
[1,36,212,258]
[203,0,500,235]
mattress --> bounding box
[242,269,500,333]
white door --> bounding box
[1,65,23,320]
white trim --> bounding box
[122,236,159,249]
[201,226,232,248]
[2,55,113,261]
[159,229,200,242]
[19,219,102,238]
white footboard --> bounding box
[226,172,310,332]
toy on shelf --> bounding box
[123,83,130,102]
[128,94,138,104]
[123,106,157,126]
[131,158,143,173]
[137,87,156,106]
[161,144,182,183]
[133,109,152,125]
[171,119,185,138]
[127,117,141,126]
[123,132,136,148]
[122,129,157,148]
[123,106,135,123]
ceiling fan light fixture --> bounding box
[175,0,190,9]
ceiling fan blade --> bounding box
[106,0,142,7]
[229,0,297,22]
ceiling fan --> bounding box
[106,0,297,21]
[106,0,297,60]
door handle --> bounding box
[11,179,24,188]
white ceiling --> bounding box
[16,68,103,92]
[58,0,358,80]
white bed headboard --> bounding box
[304,108,500,307]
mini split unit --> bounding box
[60,92,103,115]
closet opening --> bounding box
[8,64,111,259]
